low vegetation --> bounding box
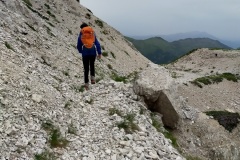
[111,72,128,83]
[22,0,32,7]
[5,42,14,51]
[191,73,239,88]
[109,108,123,117]
[95,19,103,28]
[205,111,240,132]
[102,52,108,57]
[35,150,56,160]
[150,113,178,148]
[117,113,140,134]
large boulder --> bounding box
[133,63,181,129]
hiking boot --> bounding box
[84,83,89,90]
[91,76,95,84]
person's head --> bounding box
[80,22,88,29]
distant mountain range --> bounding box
[129,31,240,49]
[125,36,231,64]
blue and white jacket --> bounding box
[77,32,102,57]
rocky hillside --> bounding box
[1,0,240,160]
[0,0,185,160]
[166,49,240,159]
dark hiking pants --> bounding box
[82,55,96,84]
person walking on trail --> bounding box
[77,22,102,90]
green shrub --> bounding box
[71,85,85,93]
[117,113,139,134]
[102,52,108,57]
[222,73,239,82]
[95,19,103,28]
[163,130,178,148]
[191,73,239,88]
[22,0,32,7]
[5,42,14,51]
[35,150,56,160]
[50,129,69,148]
[186,155,202,160]
[111,72,127,83]
[107,64,113,69]
[150,113,162,132]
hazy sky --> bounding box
[81,0,240,40]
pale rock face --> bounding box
[133,63,180,129]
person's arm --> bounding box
[95,36,101,54]
[77,33,83,54]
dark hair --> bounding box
[80,23,88,29]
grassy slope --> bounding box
[126,37,231,64]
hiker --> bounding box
[77,22,102,90]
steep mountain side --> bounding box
[0,0,150,78]
[126,36,231,64]
[0,0,186,160]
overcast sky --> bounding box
[81,0,240,40]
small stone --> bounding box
[32,94,42,103]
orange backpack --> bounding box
[81,26,95,48]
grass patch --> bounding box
[50,129,69,148]
[186,155,202,160]
[5,42,14,51]
[23,2,49,21]
[35,150,56,160]
[117,113,140,134]
[109,108,123,116]
[163,129,178,148]
[102,52,108,57]
[22,0,32,7]
[64,100,72,109]
[205,111,240,132]
[111,72,128,83]
[150,113,162,132]
[95,19,103,28]
[71,85,85,93]
[191,73,239,88]
[41,120,69,148]
[110,52,116,59]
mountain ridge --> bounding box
[126,36,231,64]
[129,31,240,49]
